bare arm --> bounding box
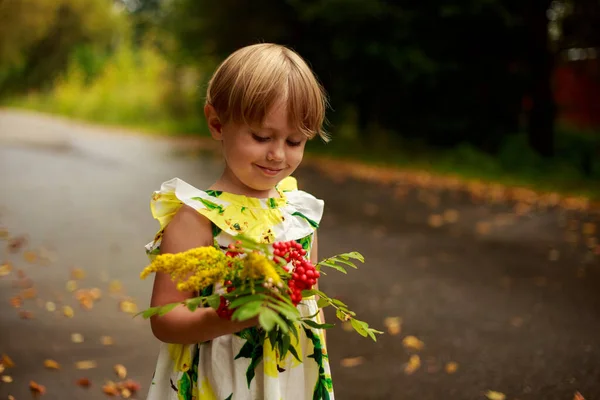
[149,205,256,344]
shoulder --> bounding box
[161,204,213,253]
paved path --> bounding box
[0,109,599,399]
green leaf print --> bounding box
[205,190,222,197]
[292,212,319,229]
[304,327,332,400]
[296,234,313,251]
[234,328,264,388]
[267,197,278,209]
[212,223,222,238]
[225,395,233,400]
[191,197,225,214]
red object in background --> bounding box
[553,58,600,129]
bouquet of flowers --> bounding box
[138,236,382,364]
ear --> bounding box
[204,104,223,140]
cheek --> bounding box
[287,147,305,165]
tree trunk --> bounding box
[526,0,556,157]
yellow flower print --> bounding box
[263,338,279,378]
[197,377,217,400]
[167,344,191,372]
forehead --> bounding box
[260,101,294,133]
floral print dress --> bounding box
[144,176,335,400]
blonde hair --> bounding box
[205,43,329,142]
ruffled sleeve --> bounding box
[144,177,324,258]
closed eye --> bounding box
[251,133,269,143]
[287,140,302,147]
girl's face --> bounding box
[205,102,307,198]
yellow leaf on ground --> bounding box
[114,364,127,379]
[428,214,443,228]
[2,354,15,368]
[29,380,46,395]
[445,361,459,374]
[45,302,56,312]
[71,268,86,280]
[404,355,421,375]
[384,317,402,336]
[574,391,586,400]
[443,209,459,223]
[63,306,74,318]
[402,335,424,351]
[121,388,132,398]
[109,280,122,293]
[485,390,506,400]
[119,300,138,314]
[2,375,13,383]
[71,333,84,343]
[43,359,60,370]
[340,357,364,368]
[0,262,12,277]
[101,336,114,346]
[75,360,97,370]
[66,280,77,292]
[476,222,492,235]
[23,251,38,263]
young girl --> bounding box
[144,43,334,400]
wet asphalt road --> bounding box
[0,109,599,400]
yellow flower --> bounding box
[240,252,281,284]
[140,246,230,292]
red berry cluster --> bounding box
[216,280,235,319]
[273,241,320,306]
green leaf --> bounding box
[288,344,301,362]
[232,301,263,321]
[330,298,348,308]
[281,333,291,359]
[317,261,347,274]
[158,302,178,316]
[302,319,335,330]
[258,308,279,331]
[301,289,317,298]
[350,319,369,337]
[140,306,161,319]
[267,302,301,321]
[335,308,349,321]
[234,340,255,360]
[338,251,365,263]
[317,298,330,308]
[206,294,221,309]
[288,320,299,342]
[228,294,268,309]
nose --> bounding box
[266,141,285,162]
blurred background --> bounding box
[0,1,599,399]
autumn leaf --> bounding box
[121,388,132,398]
[476,221,492,235]
[75,360,97,370]
[23,250,38,263]
[102,381,120,396]
[100,336,114,346]
[2,354,15,368]
[114,364,127,379]
[63,305,74,318]
[45,301,56,312]
[71,333,84,343]
[8,235,27,252]
[119,300,138,314]
[428,214,443,228]
[445,361,459,374]
[340,356,364,368]
[18,310,34,319]
[66,280,77,292]
[0,262,12,277]
[574,391,585,400]
[443,209,459,223]
[383,317,402,336]
[71,268,86,280]
[402,335,425,351]
[121,379,141,393]
[109,280,122,293]
[43,359,60,370]
[20,287,37,299]
[2,375,13,383]
[485,390,506,400]
[404,354,421,375]
[9,296,22,308]
[29,380,47,395]
[75,377,92,388]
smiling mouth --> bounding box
[256,165,284,176]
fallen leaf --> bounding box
[485,390,506,400]
[100,336,114,346]
[2,354,15,368]
[383,317,402,336]
[20,287,37,300]
[121,388,132,398]
[102,381,119,396]
[340,356,364,368]
[582,223,596,236]
[402,335,425,351]
[45,302,56,312]
[23,251,37,263]
[120,379,141,393]
[66,280,77,293]
[574,391,585,400]
[9,296,22,308]
[8,235,27,253]
[43,359,60,370]
[0,364,4,374]
[75,360,97,370]
[63,306,74,318]
[75,377,92,388]
[119,300,138,314]
[0,262,12,277]
[445,361,459,374]
[0,227,8,239]
[114,364,127,379]
[8,395,15,400]
[89,288,102,300]
[2,375,13,383]
[18,310,34,319]
[29,380,46,395]
[109,280,122,293]
[428,214,443,228]
[71,268,86,280]
[404,354,421,375]
[476,222,492,235]
[71,333,84,343]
